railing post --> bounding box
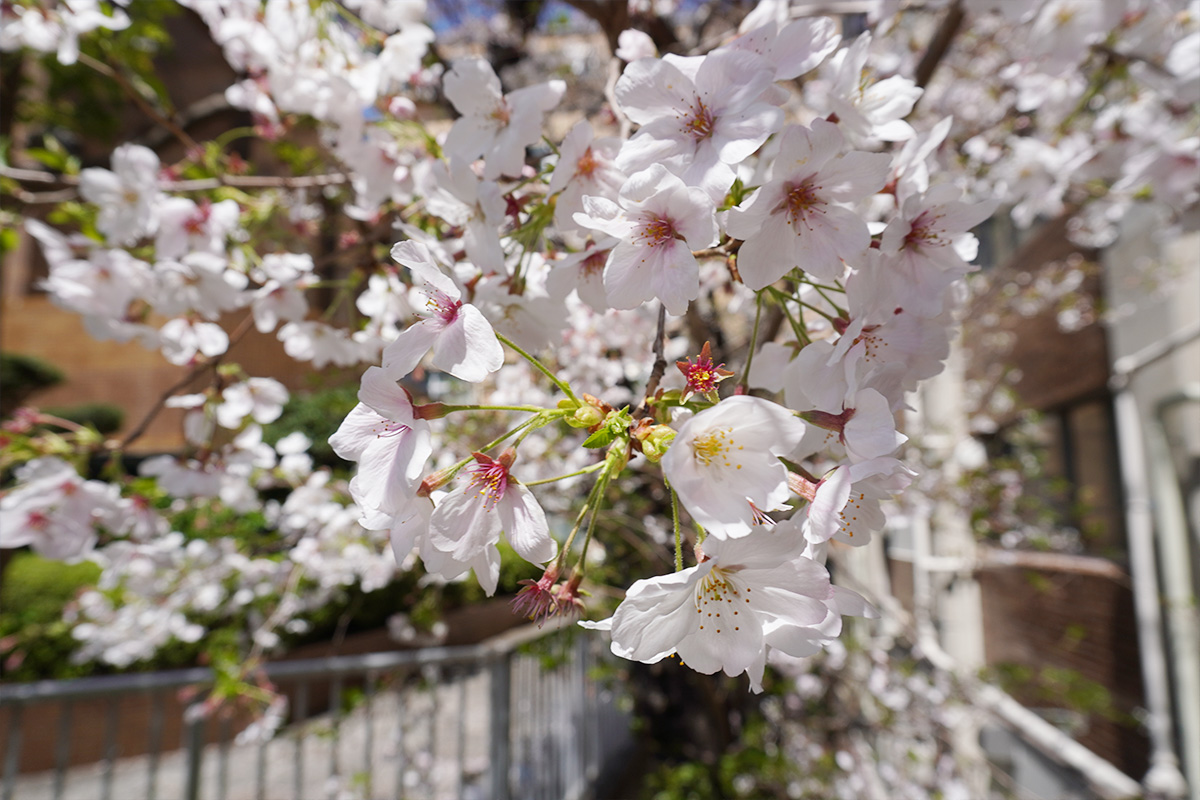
[1,703,22,800]
[183,703,205,800]
[489,654,512,800]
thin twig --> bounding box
[0,165,350,195]
[113,314,257,451]
[638,303,668,415]
[77,53,200,152]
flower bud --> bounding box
[562,398,605,429]
[637,424,676,463]
[418,465,457,497]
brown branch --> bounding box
[636,303,669,418]
[113,314,258,451]
[166,173,350,191]
[1,165,351,203]
[76,53,200,153]
[913,1,965,96]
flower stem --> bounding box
[797,298,840,325]
[437,404,548,415]
[668,480,683,571]
[575,459,615,573]
[523,460,607,487]
[740,291,765,390]
[496,332,579,404]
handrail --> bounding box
[0,622,563,705]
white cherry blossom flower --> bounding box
[586,522,871,692]
[662,395,807,537]
[0,457,121,559]
[879,184,998,316]
[724,120,890,287]
[574,164,717,315]
[150,252,249,319]
[252,253,317,334]
[159,318,229,365]
[728,13,840,82]
[217,377,290,429]
[278,321,368,368]
[442,58,565,180]
[329,366,433,516]
[428,450,557,570]
[547,120,625,234]
[803,457,914,546]
[420,159,507,275]
[614,49,782,201]
[155,198,241,260]
[820,33,923,145]
[79,143,163,245]
[381,240,504,382]
[840,388,907,463]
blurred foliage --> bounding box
[263,383,359,469]
[960,411,1093,552]
[0,552,102,681]
[986,662,1132,726]
[12,0,184,156]
[0,351,65,415]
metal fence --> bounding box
[0,623,632,800]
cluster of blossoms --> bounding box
[1,0,1196,700]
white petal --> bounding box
[381,321,440,378]
[498,484,556,565]
[431,304,503,382]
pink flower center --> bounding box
[184,202,212,235]
[782,180,826,231]
[490,100,512,126]
[575,147,598,178]
[683,100,715,141]
[903,212,945,249]
[677,344,732,396]
[372,420,410,439]
[634,216,678,248]
[580,249,607,278]
[424,287,462,325]
[469,460,509,508]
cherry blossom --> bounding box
[78,143,164,246]
[614,48,782,200]
[724,120,890,287]
[0,458,120,559]
[381,240,504,382]
[427,450,557,575]
[329,366,433,516]
[816,32,923,145]
[442,57,565,181]
[574,164,717,315]
[585,523,872,692]
[8,0,1195,707]
[216,378,290,429]
[546,120,626,234]
[662,396,807,537]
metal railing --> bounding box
[0,623,632,800]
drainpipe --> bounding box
[1109,322,1199,799]
[1152,387,1200,798]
